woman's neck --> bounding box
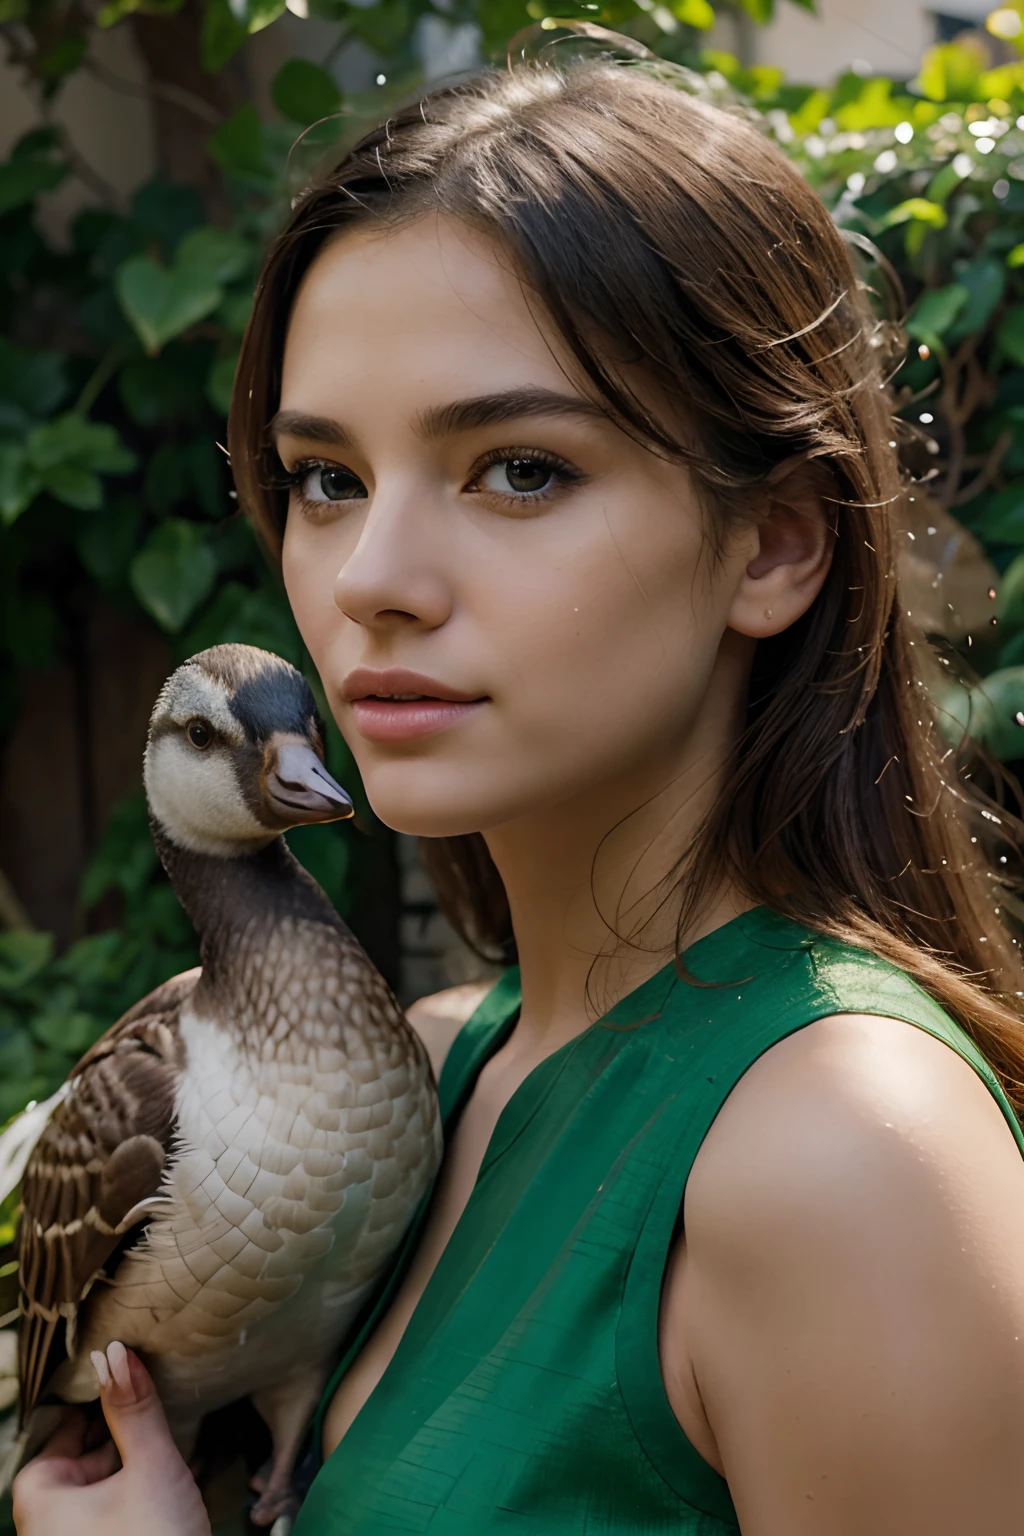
[483,697,754,1057]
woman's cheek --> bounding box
[282,520,336,667]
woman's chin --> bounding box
[364,790,515,842]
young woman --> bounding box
[14,50,1024,1536]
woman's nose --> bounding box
[333,494,452,632]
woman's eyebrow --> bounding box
[269,387,609,447]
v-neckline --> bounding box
[311,901,777,1466]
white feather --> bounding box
[0,1083,71,1208]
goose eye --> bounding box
[186,719,213,750]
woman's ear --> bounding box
[727,460,836,639]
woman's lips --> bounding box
[350,697,486,742]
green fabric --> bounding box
[294,905,1024,1534]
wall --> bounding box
[752,0,990,83]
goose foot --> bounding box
[248,1470,298,1528]
[248,1368,325,1528]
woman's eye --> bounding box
[297,464,366,503]
[477,457,557,497]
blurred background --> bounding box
[3,0,1024,1154]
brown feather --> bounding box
[16,972,193,1421]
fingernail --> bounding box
[91,1349,110,1389]
[107,1341,131,1394]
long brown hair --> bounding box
[229,53,1024,1115]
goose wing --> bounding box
[16,968,196,1420]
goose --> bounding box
[2,643,442,1527]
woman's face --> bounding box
[279,216,780,839]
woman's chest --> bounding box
[319,1054,720,1479]
[321,1053,529,1455]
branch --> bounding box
[83,55,224,126]
[953,427,1013,508]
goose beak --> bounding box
[264,737,354,826]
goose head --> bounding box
[144,644,353,858]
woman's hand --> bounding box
[12,1342,210,1536]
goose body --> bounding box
[8,645,442,1524]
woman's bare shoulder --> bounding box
[406,979,498,1080]
[671,1012,1024,1534]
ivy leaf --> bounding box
[27,414,134,475]
[971,667,1024,760]
[115,254,222,355]
[31,1007,99,1053]
[997,550,1024,629]
[272,59,342,123]
[1,416,135,520]
[905,282,969,354]
[0,445,42,525]
[972,485,1024,544]
[42,463,103,509]
[201,0,249,71]
[130,518,217,630]
[0,339,68,428]
[0,932,54,993]
[207,105,275,188]
[177,226,252,285]
[0,130,66,216]
[914,40,986,103]
[946,256,1005,345]
[998,305,1024,367]
[206,352,238,415]
[880,198,948,232]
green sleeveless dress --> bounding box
[293,905,1024,1534]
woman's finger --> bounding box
[92,1342,185,1470]
[74,1439,121,1485]
[30,1408,88,1463]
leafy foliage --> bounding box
[2,0,1024,1356]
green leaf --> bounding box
[201,0,249,71]
[119,351,208,428]
[0,931,54,993]
[0,339,68,425]
[0,158,64,217]
[946,257,1005,344]
[667,0,714,27]
[880,198,948,232]
[347,0,415,53]
[206,353,238,415]
[905,283,969,354]
[176,226,251,285]
[33,1009,100,1053]
[207,105,274,188]
[971,667,1024,759]
[0,446,42,525]
[998,305,1024,367]
[216,291,252,336]
[77,494,144,587]
[998,551,1024,628]
[131,178,205,255]
[1008,244,1024,269]
[115,254,222,355]
[41,463,103,509]
[130,518,217,631]
[973,485,1024,544]
[0,1028,35,1084]
[272,59,342,124]
[833,77,907,132]
[926,159,967,207]
[915,40,986,103]
[26,415,136,476]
